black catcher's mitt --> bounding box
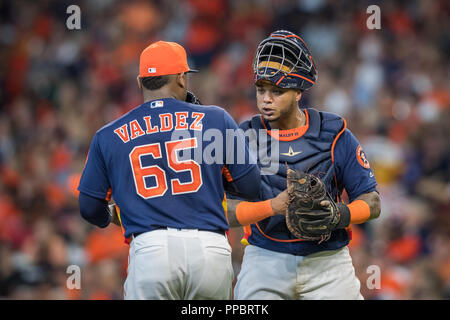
[285,168,350,243]
[186,91,202,105]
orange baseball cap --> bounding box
[139,41,198,77]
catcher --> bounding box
[225,30,381,300]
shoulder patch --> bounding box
[356,145,370,169]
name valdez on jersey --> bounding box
[113,106,205,143]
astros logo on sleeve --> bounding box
[356,145,370,169]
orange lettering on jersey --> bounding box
[129,120,145,139]
[114,124,130,143]
[190,112,205,131]
[175,112,189,130]
[160,113,173,132]
[143,116,159,134]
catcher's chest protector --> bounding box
[242,108,350,255]
[249,108,343,200]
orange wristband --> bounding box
[236,200,274,226]
[348,200,371,224]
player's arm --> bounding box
[79,193,122,228]
[77,133,116,228]
[226,190,288,228]
[222,165,260,200]
[221,111,262,200]
[331,129,381,227]
[79,192,111,228]
[320,189,380,229]
[351,190,381,222]
[222,114,287,228]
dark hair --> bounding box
[140,76,170,90]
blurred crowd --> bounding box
[0,0,448,300]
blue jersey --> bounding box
[78,98,257,238]
[235,108,377,256]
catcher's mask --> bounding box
[253,30,317,91]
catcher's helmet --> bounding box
[253,30,317,91]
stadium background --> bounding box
[0,0,448,299]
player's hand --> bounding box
[108,203,122,227]
[270,189,289,215]
[319,200,332,210]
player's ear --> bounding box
[295,90,302,103]
[137,76,142,91]
[176,72,187,89]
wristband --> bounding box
[236,200,274,226]
[347,200,371,224]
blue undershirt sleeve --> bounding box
[78,192,111,228]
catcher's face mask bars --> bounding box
[253,37,313,79]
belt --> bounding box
[132,228,225,238]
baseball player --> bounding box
[227,30,381,300]
[77,41,289,300]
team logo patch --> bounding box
[356,145,370,169]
